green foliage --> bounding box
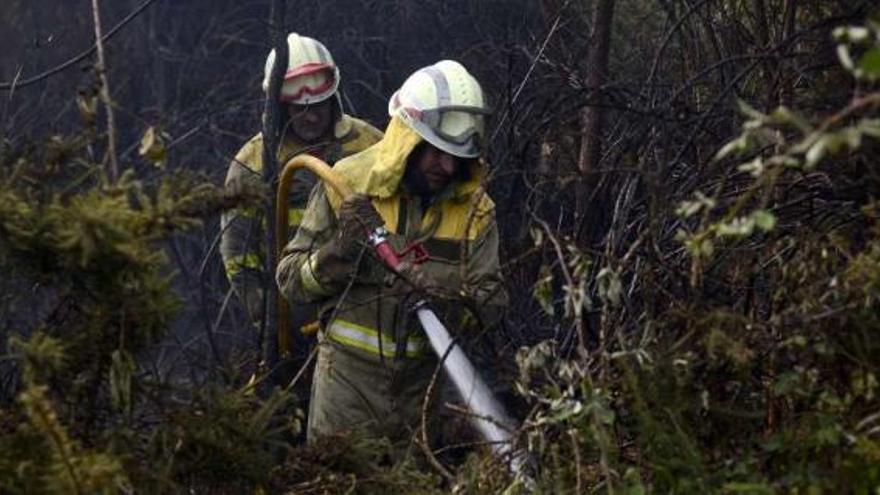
[512,19,880,495]
[10,333,67,385]
[834,23,880,82]
[0,133,286,493]
[3,8,880,495]
[17,385,131,494]
[139,384,299,491]
[269,433,445,495]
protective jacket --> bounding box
[221,114,382,326]
[276,117,507,444]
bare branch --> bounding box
[90,0,119,183]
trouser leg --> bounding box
[306,338,443,461]
[307,339,385,441]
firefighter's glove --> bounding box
[392,262,468,328]
[337,194,384,256]
[396,261,432,294]
[313,195,383,286]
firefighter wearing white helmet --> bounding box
[277,60,507,457]
[221,33,382,363]
[262,33,340,106]
[389,59,489,158]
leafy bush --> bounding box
[504,20,880,495]
[0,133,296,493]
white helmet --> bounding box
[388,60,489,158]
[262,33,340,105]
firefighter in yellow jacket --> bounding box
[221,33,382,345]
[276,60,508,455]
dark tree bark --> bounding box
[261,0,286,376]
[576,0,615,176]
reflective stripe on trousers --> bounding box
[326,319,426,358]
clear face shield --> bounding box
[412,105,490,158]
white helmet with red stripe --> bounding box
[389,60,489,158]
[262,33,340,105]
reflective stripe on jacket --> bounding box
[326,319,428,358]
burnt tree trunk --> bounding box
[575,0,615,239]
[261,0,286,378]
[576,0,615,177]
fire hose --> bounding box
[276,154,530,479]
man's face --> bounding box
[405,143,467,196]
[285,99,334,144]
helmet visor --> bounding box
[280,63,337,103]
[416,105,489,157]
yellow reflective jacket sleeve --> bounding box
[220,136,266,324]
[275,184,360,302]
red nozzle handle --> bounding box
[400,243,430,265]
[374,241,403,271]
[368,227,429,271]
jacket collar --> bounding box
[357,117,485,203]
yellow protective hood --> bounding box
[327,117,486,209]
